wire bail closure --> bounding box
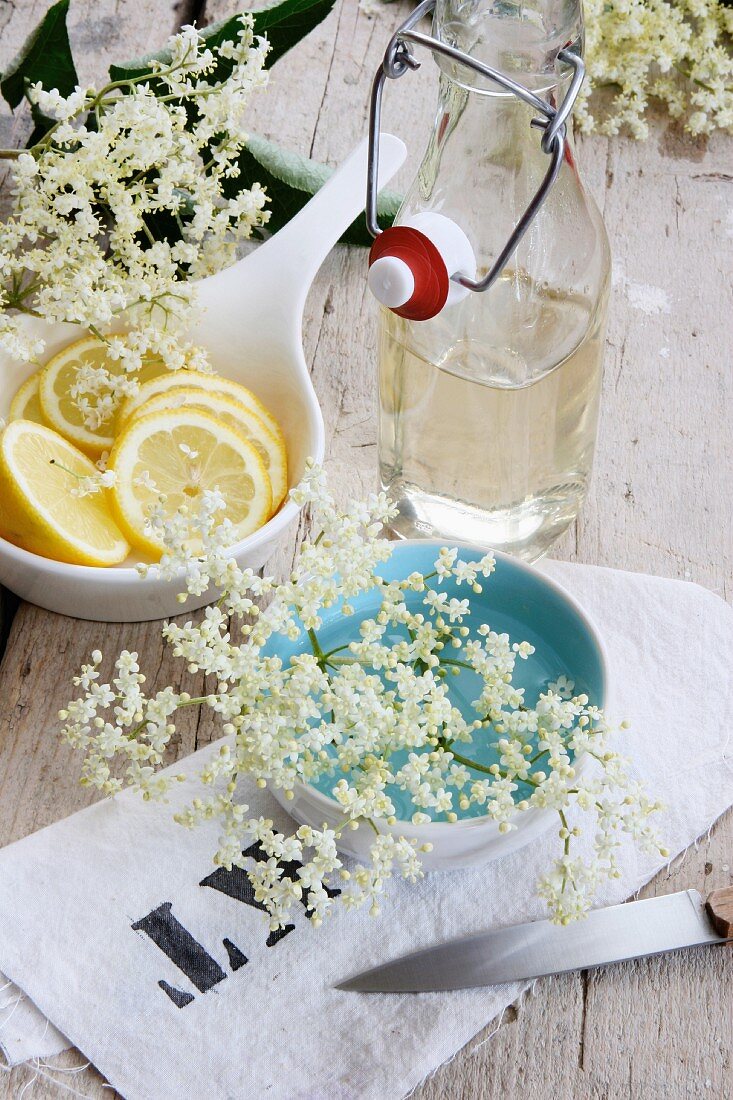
[366,0,586,296]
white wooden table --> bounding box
[1,1,731,1096]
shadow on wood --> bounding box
[0,585,18,661]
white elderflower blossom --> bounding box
[0,16,271,423]
[579,0,733,138]
[61,466,666,928]
[548,674,575,700]
[70,469,117,498]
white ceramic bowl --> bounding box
[0,137,406,622]
[272,541,609,871]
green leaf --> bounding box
[109,0,337,83]
[214,0,338,69]
[233,134,401,247]
[0,0,78,111]
[27,102,58,146]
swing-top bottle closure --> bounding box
[365,0,586,322]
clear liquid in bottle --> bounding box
[378,271,608,560]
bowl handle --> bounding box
[257,133,406,314]
[197,135,406,321]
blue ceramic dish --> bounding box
[271,541,608,870]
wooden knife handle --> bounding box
[706,886,733,939]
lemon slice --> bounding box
[9,371,45,424]
[39,334,166,458]
[130,387,288,510]
[0,420,130,566]
[109,408,273,558]
[117,369,283,441]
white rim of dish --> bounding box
[290,538,610,835]
[0,494,305,581]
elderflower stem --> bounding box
[320,644,351,661]
[448,748,540,788]
[9,277,42,305]
[307,628,326,663]
[48,459,83,480]
[156,84,229,105]
[327,655,372,667]
[558,809,572,893]
[87,324,109,345]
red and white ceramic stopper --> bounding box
[367,212,476,321]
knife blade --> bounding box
[335,886,733,993]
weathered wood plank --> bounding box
[0,0,731,1097]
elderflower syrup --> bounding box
[379,272,608,559]
[373,0,611,560]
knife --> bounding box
[335,886,733,993]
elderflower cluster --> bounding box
[61,465,666,928]
[579,0,733,138]
[0,17,270,385]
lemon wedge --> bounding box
[108,408,273,558]
[9,371,45,424]
[0,420,130,566]
[117,369,283,441]
[129,387,288,511]
[39,334,166,458]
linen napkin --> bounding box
[0,560,731,1099]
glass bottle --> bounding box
[376,0,611,560]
